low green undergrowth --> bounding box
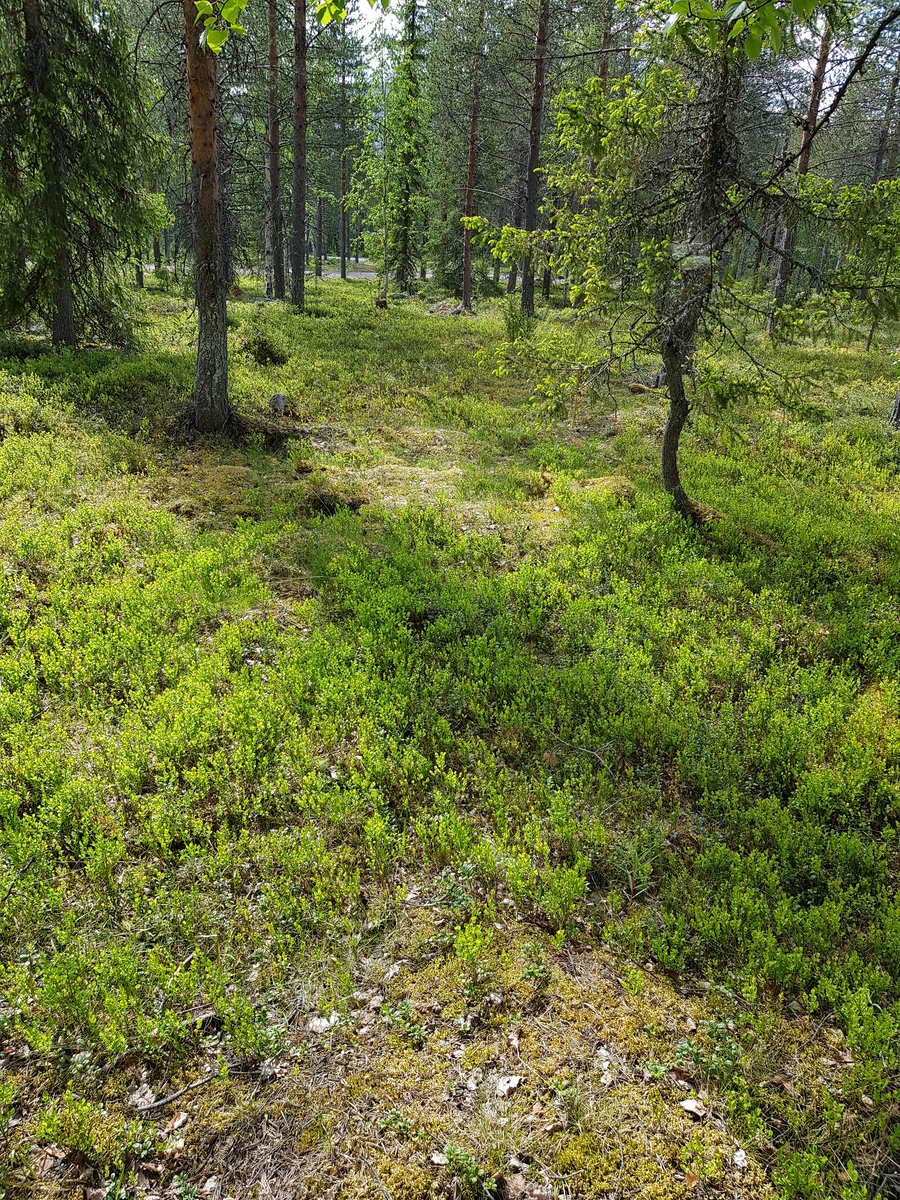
[0,281,898,1197]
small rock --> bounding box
[733,1149,748,1170]
[431,1152,449,1166]
[269,393,287,415]
[367,993,384,1010]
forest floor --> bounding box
[0,278,899,1200]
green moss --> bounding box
[555,1133,618,1196]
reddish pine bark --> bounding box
[183,0,229,431]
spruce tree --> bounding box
[0,0,162,346]
[386,0,425,293]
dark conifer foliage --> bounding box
[0,0,162,345]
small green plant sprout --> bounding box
[381,1000,424,1046]
[840,1160,877,1200]
[621,967,644,997]
[440,1144,496,1198]
[174,1174,199,1200]
[651,911,688,975]
[380,1109,412,1135]
[614,828,661,911]
[454,917,494,999]
[676,1019,739,1085]
[520,941,546,984]
[773,1149,829,1200]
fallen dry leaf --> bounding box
[35,1146,67,1177]
[126,1083,155,1109]
[506,1175,527,1198]
[431,1152,449,1166]
[771,1073,795,1096]
[165,1111,189,1134]
[308,1011,339,1034]
[683,1172,699,1189]
[497,1074,522,1099]
[680,1098,708,1119]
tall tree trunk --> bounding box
[659,46,736,518]
[340,157,347,279]
[267,0,285,299]
[541,266,551,300]
[597,0,613,92]
[771,27,831,321]
[135,253,144,288]
[164,227,171,262]
[874,53,900,181]
[153,235,161,273]
[461,20,481,312]
[339,21,347,281]
[23,0,76,347]
[315,196,323,277]
[891,383,900,428]
[183,0,229,431]
[507,162,525,294]
[521,0,549,318]
[291,0,307,308]
[888,111,900,177]
[752,135,784,287]
[265,157,274,297]
[660,335,692,518]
